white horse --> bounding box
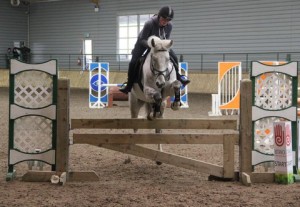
[127,36,182,165]
[129,35,182,122]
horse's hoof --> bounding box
[124,157,131,164]
[147,115,154,120]
[156,161,162,165]
[171,102,180,111]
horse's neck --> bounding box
[142,52,153,78]
[145,51,152,63]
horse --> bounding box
[127,36,182,164]
[129,35,182,124]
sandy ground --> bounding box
[1,87,300,207]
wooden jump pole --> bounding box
[71,117,239,180]
[71,118,238,130]
[73,132,239,145]
[56,79,70,173]
[239,79,253,185]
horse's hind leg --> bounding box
[156,128,163,165]
[125,93,143,164]
[155,100,166,165]
[131,100,143,134]
[130,100,144,119]
[129,93,144,122]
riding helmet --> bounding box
[158,6,174,20]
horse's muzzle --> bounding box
[156,81,165,88]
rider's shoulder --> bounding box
[142,16,157,29]
[149,15,159,24]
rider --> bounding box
[119,6,190,94]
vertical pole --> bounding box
[223,134,235,179]
[200,54,203,72]
[56,79,70,174]
[98,63,101,108]
[239,79,253,179]
[246,54,249,73]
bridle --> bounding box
[150,50,174,82]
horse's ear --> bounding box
[151,38,156,48]
[168,40,173,48]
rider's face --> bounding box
[159,17,170,27]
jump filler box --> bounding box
[273,122,294,184]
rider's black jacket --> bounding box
[132,15,173,58]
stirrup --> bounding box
[119,82,130,94]
[179,75,190,86]
[119,82,127,89]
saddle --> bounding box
[134,51,149,91]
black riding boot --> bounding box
[119,61,136,94]
[174,62,190,86]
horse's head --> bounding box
[148,36,173,52]
[147,36,173,88]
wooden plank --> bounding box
[71,118,238,130]
[251,172,275,183]
[73,132,239,145]
[239,79,253,180]
[100,144,225,178]
[222,134,235,178]
[22,171,58,182]
[56,79,70,173]
[22,170,99,182]
[68,171,99,182]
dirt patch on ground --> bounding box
[0,88,300,207]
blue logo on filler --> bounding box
[90,74,108,92]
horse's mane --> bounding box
[147,36,173,52]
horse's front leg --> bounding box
[144,87,162,104]
[170,80,182,111]
[144,87,163,120]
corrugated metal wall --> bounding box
[0,0,27,68]
[1,0,300,70]
[174,0,300,53]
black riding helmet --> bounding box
[158,6,174,20]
